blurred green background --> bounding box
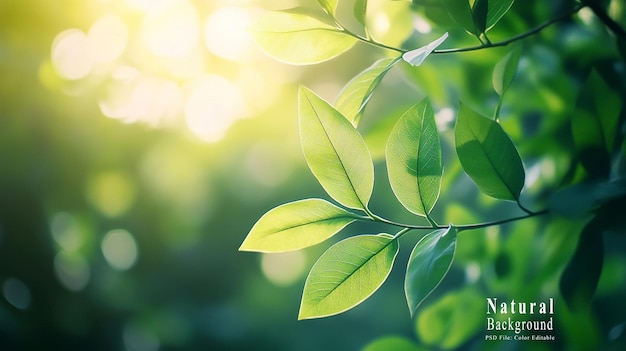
[1,0,625,350]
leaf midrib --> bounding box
[307,237,396,309]
[466,119,518,199]
[305,93,369,210]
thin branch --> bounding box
[455,209,549,232]
[516,199,534,215]
[433,4,584,54]
[339,4,584,55]
[341,27,404,53]
[583,0,626,39]
[361,208,549,232]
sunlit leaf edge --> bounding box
[299,85,375,211]
[404,226,457,317]
[298,234,399,319]
[335,56,401,126]
[239,198,359,253]
[386,100,443,217]
[251,10,357,65]
[454,103,525,201]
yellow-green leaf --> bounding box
[335,56,400,126]
[354,0,368,27]
[299,86,374,211]
[251,10,357,65]
[239,199,359,253]
[386,100,442,217]
[317,0,338,16]
[299,234,399,319]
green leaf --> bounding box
[559,218,604,311]
[299,86,375,211]
[386,100,443,217]
[363,336,425,351]
[299,234,399,319]
[416,288,484,349]
[455,103,525,201]
[239,199,359,253]
[572,70,622,178]
[472,0,488,35]
[442,0,514,34]
[442,0,475,35]
[317,0,338,16]
[492,44,522,96]
[354,0,369,27]
[548,178,626,218]
[335,57,400,126]
[251,10,357,65]
[405,227,456,316]
[485,0,515,31]
[402,32,449,66]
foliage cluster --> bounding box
[241,0,626,349]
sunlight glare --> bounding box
[184,75,247,142]
[51,29,93,80]
[141,0,200,58]
[100,68,184,126]
[435,107,455,131]
[373,14,391,34]
[235,68,280,111]
[204,7,253,61]
[87,14,128,63]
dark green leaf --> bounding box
[239,199,359,253]
[549,178,626,218]
[472,0,488,35]
[560,218,604,311]
[416,289,484,349]
[572,70,621,178]
[299,234,399,319]
[405,227,456,316]
[441,0,475,35]
[335,57,400,126]
[251,10,356,65]
[455,103,525,201]
[299,86,374,211]
[386,100,442,217]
